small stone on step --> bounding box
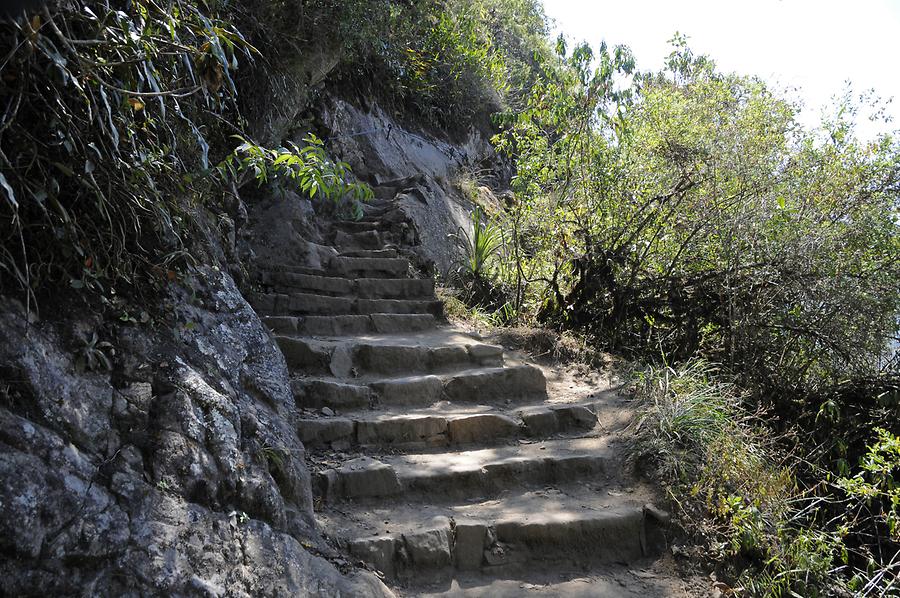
[321,407,335,416]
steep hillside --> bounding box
[0,1,897,596]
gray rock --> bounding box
[292,378,372,410]
[356,416,447,446]
[430,345,470,370]
[356,344,428,375]
[521,410,560,436]
[447,414,520,445]
[371,375,443,406]
[349,536,398,579]
[262,316,298,335]
[466,343,505,366]
[333,457,402,499]
[0,259,393,596]
[370,314,436,334]
[454,521,488,570]
[402,517,452,568]
[443,365,547,403]
[276,336,330,372]
[287,292,354,316]
[554,404,598,429]
[297,418,354,445]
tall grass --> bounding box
[633,359,847,597]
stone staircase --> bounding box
[249,198,669,596]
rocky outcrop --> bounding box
[0,264,393,597]
[313,96,503,276]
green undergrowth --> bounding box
[633,359,900,596]
[0,1,371,313]
[441,25,898,595]
[326,0,550,131]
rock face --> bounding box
[0,265,393,597]
[316,96,502,275]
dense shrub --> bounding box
[323,0,549,129]
[490,34,899,595]
[0,0,372,307]
[495,35,899,409]
[0,0,257,303]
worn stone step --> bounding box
[334,229,383,250]
[357,298,442,316]
[264,314,436,336]
[339,249,399,259]
[327,489,666,582]
[250,292,440,316]
[257,271,354,296]
[291,365,547,410]
[256,274,433,300]
[277,336,506,377]
[415,573,657,598]
[358,201,397,218]
[443,365,547,403]
[316,438,616,502]
[356,278,434,300]
[254,263,328,277]
[297,401,601,449]
[298,412,520,449]
[254,256,409,280]
[250,292,351,315]
[329,256,409,278]
[333,220,384,233]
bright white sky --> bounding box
[542,0,900,137]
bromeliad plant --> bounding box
[448,204,510,314]
[452,204,503,280]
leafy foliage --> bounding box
[0,0,255,301]
[74,331,114,373]
[495,34,899,413]
[0,1,370,306]
[220,134,372,217]
[634,360,844,597]
[452,205,503,279]
[492,32,899,595]
[324,0,549,128]
[839,428,900,542]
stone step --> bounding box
[264,314,436,336]
[257,271,354,296]
[254,256,410,279]
[358,201,397,217]
[442,365,547,404]
[277,336,507,377]
[249,292,441,317]
[292,364,547,410]
[296,401,601,449]
[256,273,433,300]
[333,220,384,233]
[339,249,399,259]
[415,574,657,597]
[327,488,667,582]
[357,278,434,300]
[316,438,616,502]
[329,256,410,278]
[334,229,384,250]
